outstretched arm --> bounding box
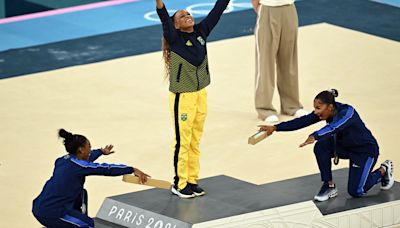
[82,161,149,183]
[259,113,319,138]
[198,0,230,37]
[72,158,135,176]
[300,106,355,148]
[275,112,320,132]
[156,0,178,43]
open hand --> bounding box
[299,136,316,147]
[134,168,151,184]
[101,145,115,155]
[258,125,276,136]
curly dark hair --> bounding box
[58,129,87,155]
[315,89,339,106]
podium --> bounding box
[95,169,400,228]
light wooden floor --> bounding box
[0,23,399,227]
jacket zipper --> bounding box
[177,64,182,82]
[196,67,200,90]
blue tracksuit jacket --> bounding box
[275,102,379,156]
[32,149,133,218]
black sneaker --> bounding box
[171,185,195,198]
[381,160,394,190]
[314,182,338,202]
[188,183,206,196]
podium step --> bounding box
[95,169,400,228]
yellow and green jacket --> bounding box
[168,51,210,93]
[156,0,230,93]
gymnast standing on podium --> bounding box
[155,0,230,198]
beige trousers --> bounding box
[254,4,303,119]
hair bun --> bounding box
[329,88,339,98]
[59,129,73,140]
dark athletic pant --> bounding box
[35,189,94,228]
[314,137,382,197]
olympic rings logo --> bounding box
[144,0,252,22]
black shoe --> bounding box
[187,183,206,196]
[314,182,338,202]
[171,185,195,198]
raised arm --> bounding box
[88,149,102,162]
[156,0,163,9]
[251,0,260,13]
[156,0,178,43]
[88,145,115,162]
[198,0,230,38]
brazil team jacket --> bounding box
[157,0,230,93]
[32,149,134,218]
[275,102,379,156]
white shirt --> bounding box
[259,0,295,6]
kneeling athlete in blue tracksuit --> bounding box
[259,89,395,201]
[32,129,150,227]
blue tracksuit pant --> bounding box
[314,137,382,197]
[34,189,94,228]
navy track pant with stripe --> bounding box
[35,189,94,228]
[314,137,382,197]
[35,210,94,228]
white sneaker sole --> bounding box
[171,186,195,198]
[381,160,394,190]
[294,109,308,118]
[264,115,279,124]
[193,191,206,197]
[314,189,338,202]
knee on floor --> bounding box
[347,187,363,198]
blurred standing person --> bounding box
[252,0,307,123]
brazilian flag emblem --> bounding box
[197,36,205,46]
[181,113,188,121]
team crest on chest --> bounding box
[181,113,188,121]
[197,36,205,46]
